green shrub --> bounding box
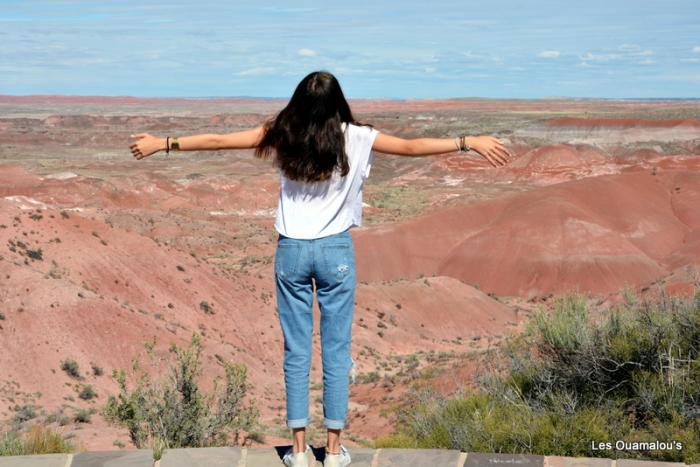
[356,371,380,384]
[78,385,97,401]
[0,425,75,456]
[505,291,700,426]
[152,436,166,461]
[379,289,700,464]
[199,301,215,315]
[91,363,104,376]
[45,410,70,427]
[26,248,43,261]
[102,334,260,449]
[73,409,92,423]
[12,405,37,424]
[61,359,81,379]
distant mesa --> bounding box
[515,117,700,145]
[546,117,700,128]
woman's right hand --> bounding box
[129,133,166,160]
[467,135,514,167]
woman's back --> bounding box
[274,122,379,239]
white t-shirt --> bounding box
[274,121,380,239]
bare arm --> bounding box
[372,132,513,167]
[129,126,266,159]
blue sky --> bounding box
[1,0,699,98]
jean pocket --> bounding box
[320,243,354,281]
[275,244,301,278]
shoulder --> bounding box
[347,122,376,130]
[347,122,379,138]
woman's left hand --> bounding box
[467,135,513,167]
[129,133,165,160]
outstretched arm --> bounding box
[129,126,265,160]
[372,132,513,167]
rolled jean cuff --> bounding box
[324,418,345,430]
[287,417,309,429]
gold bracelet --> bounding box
[171,137,180,150]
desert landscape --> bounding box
[0,95,699,452]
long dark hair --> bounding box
[254,70,374,183]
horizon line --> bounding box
[1,94,699,102]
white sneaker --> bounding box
[323,445,351,467]
[282,443,313,467]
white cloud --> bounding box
[539,50,560,58]
[450,19,497,27]
[578,47,654,67]
[648,73,700,83]
[693,46,700,53]
[617,44,653,57]
[260,7,318,13]
[461,50,486,59]
[297,48,317,57]
[424,67,436,73]
[681,57,700,63]
[618,43,640,51]
[580,52,620,62]
[236,67,275,76]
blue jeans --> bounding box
[274,227,356,430]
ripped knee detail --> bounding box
[349,357,357,384]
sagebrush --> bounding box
[376,289,700,464]
[102,334,261,449]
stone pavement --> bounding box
[0,447,698,466]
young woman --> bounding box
[129,70,513,467]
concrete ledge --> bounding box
[1,447,697,467]
[465,452,544,466]
[545,456,613,466]
[72,449,152,467]
[0,453,71,467]
[377,448,463,466]
[160,447,242,466]
[617,460,688,466]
